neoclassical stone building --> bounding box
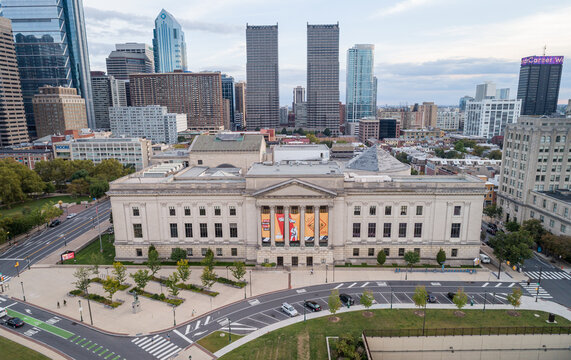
[109,136,486,266]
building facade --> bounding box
[0,17,28,146]
[106,43,154,80]
[346,44,375,136]
[475,81,496,101]
[463,99,521,139]
[0,148,52,169]
[293,86,305,112]
[436,110,461,130]
[109,106,186,144]
[307,24,340,135]
[379,119,398,140]
[129,72,223,131]
[1,0,95,136]
[90,72,127,130]
[32,86,88,138]
[221,75,235,130]
[246,25,279,130]
[358,118,379,143]
[498,116,571,236]
[517,56,563,116]
[153,9,187,73]
[234,82,246,130]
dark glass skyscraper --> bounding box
[517,55,564,116]
[221,74,236,130]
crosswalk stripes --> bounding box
[0,296,6,302]
[131,335,181,360]
[1,275,12,283]
[524,271,571,280]
[519,282,553,299]
[70,336,122,359]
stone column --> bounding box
[270,206,275,247]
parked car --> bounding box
[486,223,497,235]
[339,293,355,306]
[479,253,491,264]
[4,317,24,328]
[49,219,61,227]
[426,293,437,303]
[281,302,298,317]
[447,292,456,300]
[66,213,77,219]
[304,300,322,312]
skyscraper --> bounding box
[234,82,246,130]
[1,0,95,136]
[346,44,375,135]
[459,96,474,112]
[0,17,28,146]
[517,55,564,115]
[475,81,496,101]
[246,24,279,130]
[221,75,236,130]
[106,43,154,80]
[91,71,127,130]
[33,86,88,138]
[293,86,305,111]
[307,23,340,135]
[153,9,188,73]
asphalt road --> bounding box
[0,199,111,282]
[520,253,571,307]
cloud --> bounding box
[374,0,435,17]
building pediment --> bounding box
[252,179,337,198]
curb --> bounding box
[0,325,73,360]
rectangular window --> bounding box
[352,223,361,237]
[368,223,376,237]
[354,206,361,216]
[398,248,405,256]
[216,248,222,256]
[353,248,359,256]
[561,225,566,233]
[416,206,423,216]
[451,248,458,257]
[229,206,236,216]
[399,223,407,237]
[368,248,374,256]
[549,219,555,228]
[231,248,238,256]
[230,223,238,238]
[565,208,569,218]
[383,223,391,237]
[186,248,193,257]
[136,248,143,257]
[383,248,390,256]
[199,206,206,216]
[385,206,392,215]
[170,223,178,238]
[369,206,376,216]
[400,206,407,215]
[200,223,208,237]
[133,224,143,238]
[169,206,176,216]
[214,206,221,216]
[132,207,140,216]
[215,223,223,237]
[184,206,191,216]
[201,248,207,256]
[453,206,461,216]
[414,223,422,237]
[553,204,558,212]
[450,223,461,238]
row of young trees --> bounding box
[376,248,447,268]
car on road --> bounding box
[304,300,322,312]
[4,317,24,328]
[66,213,77,219]
[479,253,491,264]
[486,223,497,235]
[426,293,437,303]
[339,293,355,306]
[49,219,61,227]
[447,292,456,300]
[281,302,298,317]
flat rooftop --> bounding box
[537,190,571,204]
[247,162,342,176]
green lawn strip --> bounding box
[218,309,571,360]
[0,195,91,219]
[6,309,74,339]
[62,234,115,265]
[0,335,52,360]
[197,331,245,353]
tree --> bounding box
[166,272,180,297]
[130,269,150,291]
[230,261,246,281]
[89,179,109,199]
[454,141,466,153]
[489,230,534,279]
[200,266,216,289]
[412,286,428,312]
[176,259,191,283]
[521,219,545,244]
[434,148,445,158]
[103,276,120,301]
[444,150,463,159]
[411,168,419,175]
[483,204,503,223]
[404,251,420,268]
[202,248,214,271]
[453,289,468,311]
[73,267,91,293]
[395,152,410,164]
[472,145,485,157]
[306,133,318,143]
[436,248,446,265]
[40,203,63,223]
[112,262,127,286]
[89,252,105,278]
[323,128,331,137]
[146,245,161,278]
[504,221,520,232]
[488,150,502,160]
[376,250,386,266]
[93,159,128,182]
[0,166,26,205]
[328,289,342,316]
[170,247,186,262]
[506,287,522,311]
[281,128,287,134]
[67,178,90,196]
[0,159,45,196]
[361,290,374,310]
[541,234,571,262]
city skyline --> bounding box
[82,0,571,107]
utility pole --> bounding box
[483,292,486,311]
[249,270,252,297]
[85,288,94,325]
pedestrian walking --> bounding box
[192,309,195,317]
[57,301,60,309]
[167,333,171,342]
[63,300,67,306]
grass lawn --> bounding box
[218,309,571,360]
[0,335,51,360]
[197,331,244,353]
[62,234,116,265]
[0,195,91,219]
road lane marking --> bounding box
[248,299,260,306]
[361,282,369,288]
[430,282,441,286]
[376,282,387,286]
[153,342,178,357]
[204,315,211,325]
[508,283,515,287]
[104,352,115,359]
[194,320,201,331]
[333,283,344,289]
[82,341,92,348]
[494,283,502,287]
[482,282,489,287]
[6,308,74,339]
[347,282,357,288]
[159,347,181,360]
[99,349,108,357]
[184,324,192,335]
[296,289,306,293]
[173,329,194,344]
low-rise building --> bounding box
[401,129,444,140]
[358,118,380,143]
[109,106,186,144]
[273,144,330,163]
[0,148,52,169]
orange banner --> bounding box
[319,211,328,241]
[289,213,300,242]
[304,212,315,241]
[275,213,284,242]
[261,212,270,243]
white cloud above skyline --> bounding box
[84,0,571,107]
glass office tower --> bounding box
[517,55,564,116]
[221,74,236,130]
[346,44,375,135]
[153,9,187,73]
[1,0,95,137]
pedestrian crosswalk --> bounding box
[519,282,553,299]
[524,271,571,280]
[131,335,181,360]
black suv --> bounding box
[339,293,354,306]
[4,317,24,328]
[447,292,456,300]
[304,300,322,312]
[49,219,61,227]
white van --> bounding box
[479,253,491,264]
[0,307,7,318]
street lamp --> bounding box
[78,300,83,322]
[422,303,427,336]
[249,270,252,297]
[303,299,306,323]
[483,292,487,311]
[325,264,328,283]
[85,288,94,325]
[172,305,176,327]
[20,281,25,302]
[227,318,232,343]
[390,287,393,309]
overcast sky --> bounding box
[84,0,571,107]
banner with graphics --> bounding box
[275,213,285,242]
[261,212,271,243]
[319,211,328,241]
[289,213,300,243]
[304,212,315,242]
